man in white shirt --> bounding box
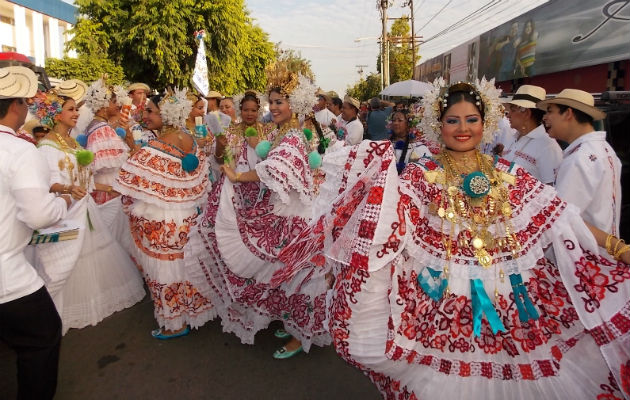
[0,66,70,399]
[338,95,364,145]
[539,89,621,235]
[503,85,562,184]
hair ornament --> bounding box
[158,87,193,129]
[419,77,502,146]
[84,78,113,112]
[29,90,65,129]
[265,61,317,118]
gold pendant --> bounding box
[471,236,484,249]
[438,207,446,218]
[501,202,512,217]
[445,207,456,221]
[476,248,492,268]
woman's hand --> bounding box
[220,165,238,183]
[70,185,88,200]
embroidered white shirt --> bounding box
[502,124,562,184]
[339,117,364,145]
[0,126,68,303]
[555,131,622,235]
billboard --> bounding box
[417,0,630,83]
[478,0,630,81]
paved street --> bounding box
[1,295,380,400]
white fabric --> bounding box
[483,116,516,155]
[502,124,562,184]
[394,140,432,165]
[315,108,336,127]
[35,142,145,334]
[341,118,364,145]
[0,129,67,303]
[555,131,622,235]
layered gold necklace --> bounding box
[430,149,521,297]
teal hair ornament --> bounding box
[244,127,258,138]
[255,140,272,159]
[308,150,322,169]
[462,171,491,198]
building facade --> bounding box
[0,0,77,66]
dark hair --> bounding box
[150,94,165,108]
[331,97,342,109]
[440,90,485,120]
[557,104,594,125]
[239,91,260,110]
[0,98,18,119]
[207,97,220,108]
[529,108,545,125]
[521,19,536,42]
[392,110,410,125]
[268,87,289,98]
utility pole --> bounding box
[404,0,418,79]
[380,0,390,87]
[355,64,368,80]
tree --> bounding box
[347,73,381,101]
[68,0,275,93]
[46,54,125,84]
[275,44,315,81]
[377,16,420,84]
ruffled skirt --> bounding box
[32,196,145,334]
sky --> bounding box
[245,0,549,96]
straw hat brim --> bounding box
[57,80,88,102]
[128,83,151,94]
[537,98,606,120]
[508,99,537,109]
[0,66,38,99]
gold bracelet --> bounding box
[605,234,615,255]
[613,238,626,258]
[236,172,242,182]
[106,186,112,193]
[614,244,630,261]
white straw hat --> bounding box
[508,85,545,109]
[57,79,88,103]
[0,66,38,99]
[537,88,605,120]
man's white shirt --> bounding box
[555,131,622,235]
[502,124,562,184]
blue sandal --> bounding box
[151,326,190,340]
[274,329,291,339]
[272,345,303,359]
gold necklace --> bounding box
[431,149,521,298]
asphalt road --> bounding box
[1,295,380,400]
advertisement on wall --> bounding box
[417,0,630,83]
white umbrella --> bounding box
[380,79,433,97]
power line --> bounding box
[416,0,453,33]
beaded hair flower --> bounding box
[158,87,193,129]
[418,77,503,146]
[84,78,129,112]
[29,90,65,129]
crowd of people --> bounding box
[1,61,629,400]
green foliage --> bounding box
[347,73,382,102]
[45,54,125,84]
[376,16,420,84]
[68,0,276,93]
[275,45,315,81]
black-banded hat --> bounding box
[0,66,38,99]
[57,79,88,103]
[128,82,151,94]
[537,88,605,121]
[508,85,545,109]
